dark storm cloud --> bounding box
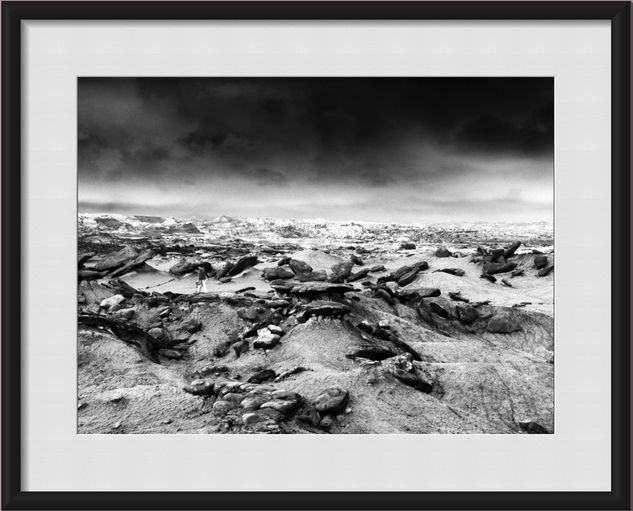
[78,77,553,222]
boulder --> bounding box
[216,262,235,279]
[503,241,521,258]
[413,261,430,272]
[78,269,106,281]
[350,254,364,266]
[369,264,385,273]
[91,246,138,272]
[241,396,269,411]
[400,242,416,250]
[346,346,397,361]
[480,273,497,283]
[169,258,197,276]
[455,305,478,325]
[429,302,450,318]
[183,379,214,396]
[228,255,259,276]
[277,256,291,266]
[490,248,505,262]
[287,282,355,295]
[289,259,313,275]
[295,270,328,282]
[538,264,554,277]
[448,291,468,303]
[534,255,549,269]
[147,327,165,341]
[110,249,155,278]
[315,387,349,414]
[434,268,465,277]
[383,261,428,284]
[111,307,135,321]
[391,265,414,281]
[247,369,276,383]
[213,400,238,416]
[302,300,351,318]
[435,247,452,258]
[100,294,126,310]
[348,268,371,282]
[253,333,281,350]
[397,269,419,287]
[261,391,302,417]
[391,369,433,393]
[262,267,295,281]
[330,261,354,282]
[399,287,441,300]
[483,262,517,275]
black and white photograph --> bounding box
[77,77,554,434]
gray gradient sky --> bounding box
[78,77,553,223]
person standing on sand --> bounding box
[196,266,208,293]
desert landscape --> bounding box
[77,213,554,434]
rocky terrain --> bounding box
[77,214,554,434]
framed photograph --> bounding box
[2,1,630,509]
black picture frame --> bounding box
[2,1,630,510]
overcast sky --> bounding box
[78,77,553,224]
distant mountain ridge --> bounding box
[78,212,553,245]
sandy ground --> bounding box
[121,248,553,315]
[79,243,554,435]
